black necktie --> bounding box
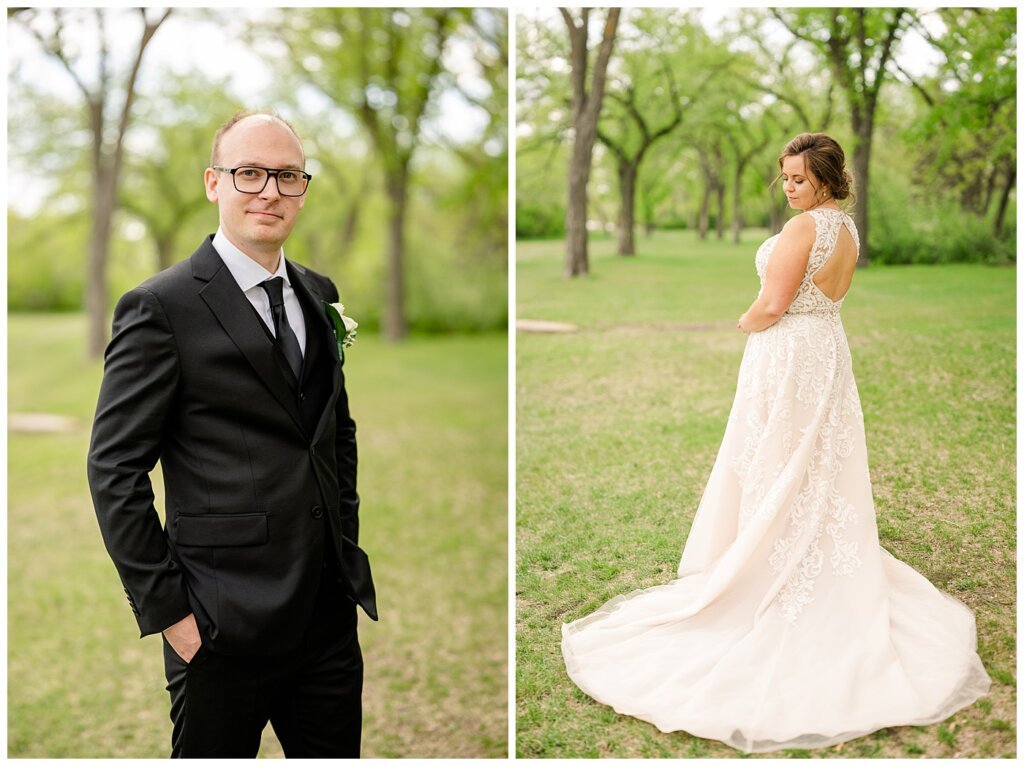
[261,277,303,382]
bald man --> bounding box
[88,110,377,757]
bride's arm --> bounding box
[738,214,816,333]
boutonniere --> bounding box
[323,301,358,364]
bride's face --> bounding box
[781,154,824,211]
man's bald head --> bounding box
[210,110,305,168]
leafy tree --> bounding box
[730,9,839,234]
[722,105,775,243]
[635,137,689,235]
[595,10,695,255]
[692,126,726,240]
[291,104,378,276]
[11,7,171,356]
[118,72,232,272]
[772,7,913,265]
[732,10,839,132]
[897,8,1016,236]
[515,13,572,239]
[275,7,486,340]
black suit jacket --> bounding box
[88,235,377,656]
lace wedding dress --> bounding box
[561,208,991,753]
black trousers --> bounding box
[162,567,363,758]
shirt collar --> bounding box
[212,228,291,293]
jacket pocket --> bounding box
[176,513,268,547]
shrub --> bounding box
[868,177,1014,265]
[516,198,565,239]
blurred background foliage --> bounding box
[516,7,1015,266]
[8,7,507,338]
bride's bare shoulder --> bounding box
[782,212,816,234]
[778,213,816,248]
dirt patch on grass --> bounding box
[517,319,579,333]
[9,413,78,433]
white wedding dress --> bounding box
[561,208,991,753]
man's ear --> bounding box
[204,167,219,203]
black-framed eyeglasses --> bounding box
[212,165,312,197]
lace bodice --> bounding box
[754,208,859,315]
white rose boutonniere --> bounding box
[323,300,358,364]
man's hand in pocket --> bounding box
[163,613,202,663]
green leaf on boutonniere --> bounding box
[323,300,358,365]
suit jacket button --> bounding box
[311,506,324,519]
[310,446,316,457]
[299,392,306,402]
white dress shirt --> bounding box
[212,229,306,355]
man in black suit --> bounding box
[87,110,377,758]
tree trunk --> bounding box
[715,180,725,240]
[851,132,870,266]
[340,197,361,253]
[564,103,599,276]
[698,184,710,240]
[981,164,999,215]
[766,165,784,234]
[87,166,116,357]
[732,168,743,244]
[616,159,637,256]
[384,172,408,340]
[561,8,620,278]
[994,164,1015,239]
[565,138,591,276]
[156,236,174,272]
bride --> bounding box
[561,132,991,753]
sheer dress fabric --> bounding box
[561,208,991,753]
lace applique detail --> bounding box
[768,398,862,624]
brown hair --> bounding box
[209,109,304,167]
[771,132,855,205]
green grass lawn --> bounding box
[516,230,1016,758]
[8,314,508,758]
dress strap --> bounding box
[806,208,858,271]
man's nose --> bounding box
[259,174,282,199]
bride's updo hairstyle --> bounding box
[773,132,855,206]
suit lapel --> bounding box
[192,238,305,434]
[288,261,342,444]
